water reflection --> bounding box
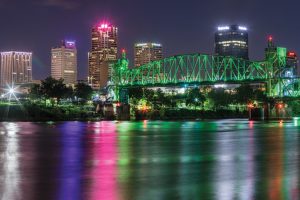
[57,122,84,200]
[0,123,20,199]
[86,121,118,200]
[0,120,299,199]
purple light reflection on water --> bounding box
[57,122,84,200]
[87,121,118,200]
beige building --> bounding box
[88,22,118,89]
[0,51,32,87]
[134,43,163,67]
[51,40,77,86]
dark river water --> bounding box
[0,119,299,200]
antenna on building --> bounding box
[122,49,126,59]
[268,35,274,48]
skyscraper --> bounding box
[0,51,32,87]
[215,25,249,60]
[88,22,118,89]
[134,43,163,67]
[51,40,77,86]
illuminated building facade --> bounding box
[51,40,77,86]
[215,25,249,60]
[134,43,163,67]
[0,51,32,87]
[88,22,118,89]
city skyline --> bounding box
[0,0,299,80]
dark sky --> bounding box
[1,0,300,80]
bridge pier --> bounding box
[116,103,130,120]
[249,107,265,120]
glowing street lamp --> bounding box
[277,103,284,109]
[9,88,15,94]
[247,103,254,109]
[3,84,19,102]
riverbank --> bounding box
[0,103,249,121]
[0,103,99,121]
[135,108,248,120]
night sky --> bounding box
[0,0,299,80]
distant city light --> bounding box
[9,88,15,94]
[287,51,297,58]
[135,43,162,47]
[3,84,19,101]
[218,26,230,31]
[247,103,254,109]
[238,26,247,31]
[98,23,110,30]
[152,43,162,47]
[65,40,75,48]
[98,22,110,30]
[277,103,284,109]
[268,35,273,42]
[214,84,226,88]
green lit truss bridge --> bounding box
[111,48,300,100]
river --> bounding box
[0,119,299,199]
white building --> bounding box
[51,40,77,86]
[0,51,32,87]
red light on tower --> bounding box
[268,35,273,42]
[122,49,126,54]
[287,51,297,58]
[98,22,110,30]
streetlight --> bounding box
[3,84,19,102]
[9,88,15,94]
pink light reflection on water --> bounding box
[88,121,118,200]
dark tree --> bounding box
[208,88,232,109]
[235,84,254,104]
[74,82,93,100]
[128,88,144,99]
[40,77,68,103]
[29,84,41,100]
[186,88,206,108]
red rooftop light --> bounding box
[287,51,297,58]
[268,35,273,42]
[98,23,110,30]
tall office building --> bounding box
[0,51,32,87]
[88,22,118,89]
[134,43,163,67]
[51,40,77,86]
[215,25,249,60]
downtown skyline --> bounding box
[0,0,300,80]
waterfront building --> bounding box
[0,51,32,87]
[134,43,163,67]
[215,25,249,60]
[88,22,118,89]
[51,40,77,86]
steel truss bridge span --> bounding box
[112,53,300,98]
